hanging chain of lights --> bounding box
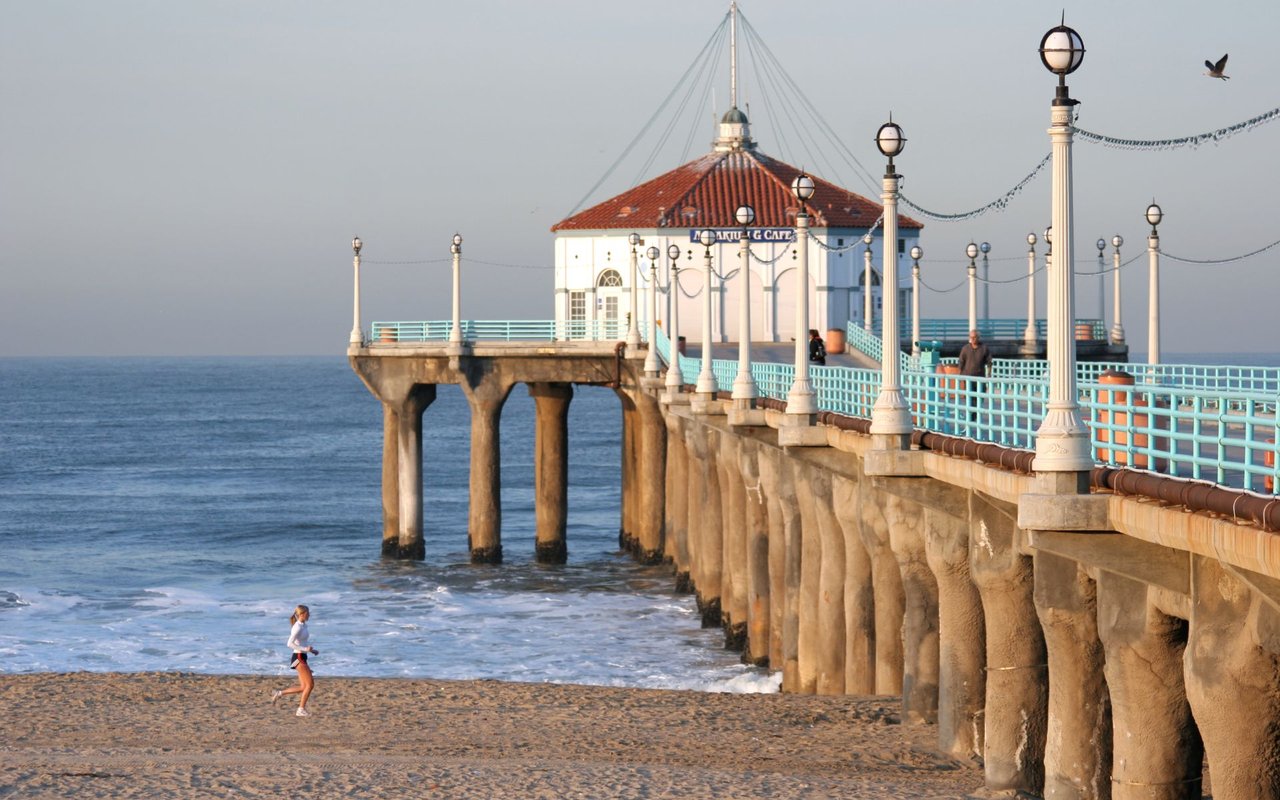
[898,153,1052,221]
[1074,106,1280,150]
[1163,237,1280,265]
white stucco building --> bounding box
[550,107,923,343]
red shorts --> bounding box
[289,652,308,670]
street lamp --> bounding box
[627,232,642,349]
[664,244,685,394]
[863,233,875,331]
[1024,233,1038,346]
[870,117,911,442]
[350,236,363,346]
[449,233,463,352]
[910,245,923,357]
[980,241,991,322]
[1033,17,1093,476]
[694,228,719,404]
[1096,237,1107,329]
[1110,235,1125,343]
[732,204,758,407]
[966,241,979,334]
[1146,201,1163,365]
[786,173,818,419]
[644,245,662,376]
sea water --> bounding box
[0,357,778,692]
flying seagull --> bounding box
[1205,53,1230,80]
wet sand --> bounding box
[0,672,983,798]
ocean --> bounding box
[0,357,777,692]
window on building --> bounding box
[597,269,623,287]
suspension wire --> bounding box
[636,22,728,182]
[678,32,729,166]
[741,28,794,164]
[918,276,968,294]
[1163,236,1280,265]
[737,12,881,197]
[898,153,1052,221]
[566,14,729,217]
[1074,106,1280,151]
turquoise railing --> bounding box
[370,321,1279,494]
[905,318,1104,342]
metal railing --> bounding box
[367,320,1279,494]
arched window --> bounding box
[597,269,623,288]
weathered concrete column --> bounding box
[1034,551,1107,799]
[884,490,939,723]
[757,445,793,673]
[664,413,691,590]
[1184,557,1280,800]
[633,388,667,563]
[389,385,436,560]
[1097,572,1201,800]
[794,461,823,695]
[528,382,572,564]
[859,477,906,695]
[690,424,723,627]
[812,468,846,695]
[923,500,986,760]
[460,374,513,564]
[718,431,748,650]
[620,395,638,552]
[381,404,400,554]
[833,474,876,695]
[683,425,706,599]
[738,438,770,666]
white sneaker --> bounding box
[270,690,283,705]
[296,707,310,717]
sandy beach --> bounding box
[0,672,983,798]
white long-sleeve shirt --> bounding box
[287,620,311,653]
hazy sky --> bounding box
[2,0,1276,356]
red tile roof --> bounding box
[551,150,923,232]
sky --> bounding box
[2,0,1277,357]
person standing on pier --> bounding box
[808,329,826,365]
[957,330,992,421]
[271,604,319,717]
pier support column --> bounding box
[529,382,572,564]
[757,445,793,673]
[461,374,513,564]
[860,477,906,696]
[833,475,876,695]
[381,404,400,554]
[664,413,691,590]
[794,461,825,695]
[1184,557,1280,800]
[718,432,748,650]
[634,389,667,564]
[885,491,939,724]
[738,440,770,666]
[813,469,846,695]
[690,425,723,627]
[773,452,803,691]
[1097,572,1201,800]
[1034,551,1108,800]
[388,385,436,560]
[923,500,986,760]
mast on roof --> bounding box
[715,1,755,152]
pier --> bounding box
[351,321,1279,799]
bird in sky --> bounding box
[1205,53,1230,80]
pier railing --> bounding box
[364,321,1278,494]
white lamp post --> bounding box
[695,228,719,402]
[966,242,979,334]
[1032,18,1093,475]
[1024,233,1038,346]
[644,245,662,376]
[786,173,818,418]
[980,241,991,322]
[732,204,758,406]
[863,233,874,331]
[627,232,642,349]
[664,244,685,393]
[870,118,912,442]
[910,245,923,357]
[1110,235,1125,343]
[449,233,463,353]
[350,236,363,345]
[1096,237,1107,329]
[1146,202,1163,365]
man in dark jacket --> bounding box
[808,329,826,365]
[957,330,991,421]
